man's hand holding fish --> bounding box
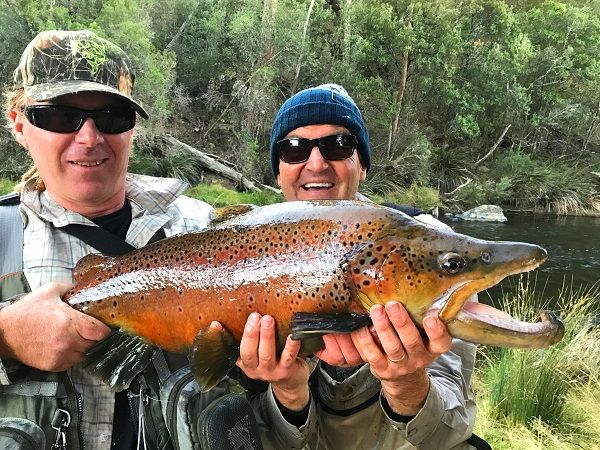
[351,302,452,415]
[0,281,110,371]
[234,313,311,411]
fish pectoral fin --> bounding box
[290,312,373,340]
[190,326,239,392]
[82,330,157,391]
[298,337,326,356]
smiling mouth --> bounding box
[71,159,107,167]
[302,182,333,190]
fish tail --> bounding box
[82,330,157,391]
[290,312,373,340]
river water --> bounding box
[441,213,600,308]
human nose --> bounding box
[304,146,328,171]
[74,118,104,146]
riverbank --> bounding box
[503,207,600,218]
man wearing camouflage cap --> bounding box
[0,30,264,450]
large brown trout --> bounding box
[64,200,564,391]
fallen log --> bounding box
[159,135,273,193]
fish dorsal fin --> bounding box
[211,204,257,225]
[72,253,111,283]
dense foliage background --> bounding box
[2,4,600,448]
[1,0,600,213]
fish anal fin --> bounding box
[72,253,111,282]
[291,312,373,341]
[190,326,239,392]
[82,330,157,391]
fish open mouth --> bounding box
[429,263,565,349]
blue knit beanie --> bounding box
[270,83,370,176]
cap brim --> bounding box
[25,80,149,119]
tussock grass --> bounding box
[474,280,600,448]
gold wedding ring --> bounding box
[388,354,406,363]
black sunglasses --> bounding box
[276,134,357,164]
[23,104,136,134]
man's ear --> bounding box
[359,167,367,182]
[9,109,28,149]
[276,173,281,187]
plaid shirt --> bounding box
[6,173,213,450]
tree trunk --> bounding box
[160,136,265,192]
[261,0,278,62]
[291,0,316,94]
[387,49,409,157]
[165,8,196,51]
[475,124,511,167]
[342,0,353,66]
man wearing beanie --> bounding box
[237,84,486,450]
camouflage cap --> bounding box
[13,29,148,119]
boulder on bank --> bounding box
[456,205,507,222]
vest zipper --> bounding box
[76,393,85,450]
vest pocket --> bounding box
[0,374,81,450]
[0,417,45,450]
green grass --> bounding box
[185,182,283,208]
[474,281,600,448]
[0,179,16,196]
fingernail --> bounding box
[262,316,274,328]
[371,304,384,318]
[424,316,438,329]
[247,313,260,328]
[385,302,400,314]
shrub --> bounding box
[387,184,442,211]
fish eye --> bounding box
[480,251,491,264]
[438,253,466,274]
